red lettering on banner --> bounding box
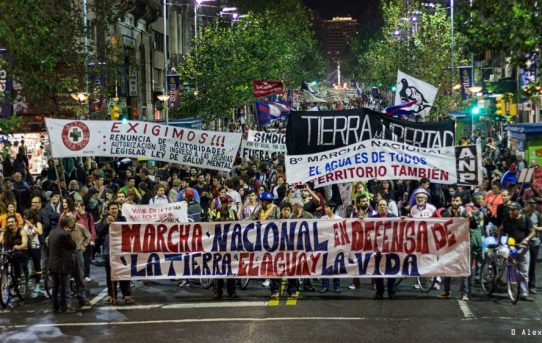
[417,221,429,253]
[127,122,138,133]
[151,125,160,136]
[309,253,320,274]
[199,133,208,144]
[404,221,416,254]
[333,223,341,247]
[373,221,383,251]
[111,122,120,133]
[432,222,447,250]
[390,222,404,253]
[382,221,391,253]
[261,253,273,276]
[363,221,374,251]
[172,128,185,140]
[192,224,203,252]
[179,225,190,252]
[122,224,141,252]
[296,253,309,275]
[187,130,195,142]
[142,224,157,252]
[238,253,248,276]
[351,221,364,250]
[443,219,457,246]
[157,224,168,251]
[339,220,350,245]
[167,225,179,252]
[274,252,285,276]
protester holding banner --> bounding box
[209,195,238,299]
[320,202,342,294]
[97,201,133,305]
[438,196,472,301]
[371,199,397,300]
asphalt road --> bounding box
[1,263,541,343]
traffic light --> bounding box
[495,96,506,116]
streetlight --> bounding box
[157,94,170,124]
[70,92,89,119]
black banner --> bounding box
[286,108,455,155]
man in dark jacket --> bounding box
[47,215,76,313]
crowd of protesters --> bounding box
[0,127,541,312]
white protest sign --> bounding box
[122,201,188,223]
[286,138,457,187]
[241,129,287,160]
[45,119,242,172]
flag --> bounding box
[253,80,284,97]
[300,81,317,94]
[353,80,362,97]
[255,100,290,126]
[394,70,438,117]
[384,101,417,119]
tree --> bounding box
[455,0,541,65]
[352,0,467,118]
[175,0,324,122]
[0,0,121,117]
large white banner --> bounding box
[394,70,438,117]
[240,129,287,160]
[285,138,457,187]
[109,218,470,280]
[45,119,242,172]
[122,201,188,223]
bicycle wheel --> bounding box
[0,265,12,308]
[480,260,497,296]
[507,263,521,304]
[200,278,213,289]
[416,277,437,293]
[15,273,29,300]
[239,278,250,290]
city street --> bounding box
[1,263,541,343]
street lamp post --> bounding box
[157,94,170,124]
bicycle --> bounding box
[480,242,507,296]
[0,249,29,308]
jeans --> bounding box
[375,278,396,296]
[52,273,70,311]
[73,251,87,302]
[321,278,340,291]
[40,244,49,274]
[83,245,92,278]
[442,276,469,296]
[528,244,539,289]
[517,246,530,296]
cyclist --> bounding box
[498,202,536,301]
[0,215,29,282]
[409,188,437,218]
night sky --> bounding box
[303,0,382,28]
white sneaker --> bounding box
[262,279,271,287]
[461,294,470,301]
[178,280,190,287]
[433,283,440,290]
[348,284,356,290]
[84,277,93,283]
[413,284,421,289]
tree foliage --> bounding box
[0,0,121,116]
[455,0,541,64]
[352,0,467,117]
[175,0,324,122]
